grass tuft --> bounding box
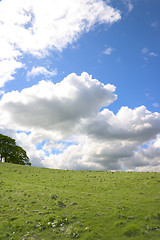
[123,224,140,237]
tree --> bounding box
[0,134,31,166]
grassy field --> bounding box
[0,163,160,239]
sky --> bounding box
[0,0,160,171]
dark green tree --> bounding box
[0,134,31,166]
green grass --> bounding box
[0,162,160,239]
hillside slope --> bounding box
[0,163,160,239]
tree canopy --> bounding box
[0,134,31,166]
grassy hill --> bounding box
[0,163,160,239]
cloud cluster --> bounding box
[126,136,160,172]
[121,0,134,13]
[0,72,117,139]
[0,0,159,171]
[42,106,160,171]
[0,72,160,171]
[27,66,57,80]
[0,0,121,87]
[141,47,158,63]
[103,47,114,55]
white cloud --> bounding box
[0,59,24,88]
[83,106,160,143]
[151,21,159,30]
[0,90,5,95]
[42,136,131,170]
[149,52,158,57]
[141,48,148,54]
[42,141,67,154]
[42,131,160,171]
[0,39,21,61]
[27,66,57,79]
[153,103,159,108]
[103,47,113,55]
[141,47,158,63]
[121,0,134,13]
[0,72,117,139]
[128,3,134,12]
[141,47,158,57]
[0,0,121,86]
[0,72,160,171]
[126,136,160,171]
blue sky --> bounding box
[0,0,160,171]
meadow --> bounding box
[0,162,160,239]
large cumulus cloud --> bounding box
[41,106,160,171]
[0,72,160,171]
[0,72,117,139]
[83,106,160,142]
